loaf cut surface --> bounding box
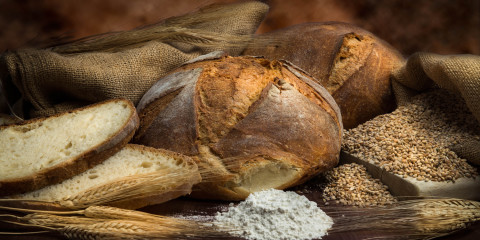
[0,99,139,196]
[12,144,201,209]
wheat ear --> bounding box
[327,198,480,240]
[60,169,198,209]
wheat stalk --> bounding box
[82,205,199,228]
[1,204,230,239]
[48,1,260,55]
[51,27,253,54]
[327,198,480,239]
[23,213,103,228]
[59,168,199,209]
[0,170,198,210]
[46,2,281,54]
[58,219,229,240]
[3,197,478,239]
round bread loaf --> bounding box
[135,54,342,200]
[242,22,405,129]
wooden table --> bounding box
[2,181,479,239]
[5,195,479,240]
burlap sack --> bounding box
[0,1,268,118]
[392,52,480,166]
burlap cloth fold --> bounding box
[392,52,480,165]
[0,1,268,118]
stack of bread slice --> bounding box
[0,99,201,210]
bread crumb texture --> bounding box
[17,145,189,201]
[0,100,132,180]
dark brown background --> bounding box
[0,0,479,239]
[1,0,479,56]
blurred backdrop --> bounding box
[0,0,479,56]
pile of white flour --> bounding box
[213,189,333,240]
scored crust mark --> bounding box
[137,75,200,156]
[195,57,275,146]
[135,88,182,141]
[192,57,341,196]
[135,68,203,155]
[137,68,204,111]
[281,62,343,134]
[193,57,277,185]
[212,79,341,166]
[136,55,342,200]
[328,33,374,94]
[206,75,340,199]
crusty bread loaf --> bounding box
[0,99,139,196]
[242,22,405,129]
[9,144,201,210]
[135,55,342,200]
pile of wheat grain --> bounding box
[343,89,479,182]
[322,163,397,207]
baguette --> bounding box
[7,144,201,210]
[0,99,139,196]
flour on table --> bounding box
[213,189,333,240]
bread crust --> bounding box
[0,99,139,196]
[135,56,342,200]
[1,144,201,210]
[242,22,405,129]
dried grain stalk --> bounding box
[327,198,480,239]
[62,170,198,209]
[51,27,254,54]
[48,2,279,54]
[2,198,478,239]
[1,205,229,239]
[0,166,200,210]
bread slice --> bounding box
[8,144,201,210]
[0,99,139,196]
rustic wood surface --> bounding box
[2,191,479,240]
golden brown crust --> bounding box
[136,56,342,200]
[135,69,201,156]
[1,144,201,210]
[242,22,405,129]
[0,99,139,197]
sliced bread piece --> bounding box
[8,144,201,210]
[0,99,139,196]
